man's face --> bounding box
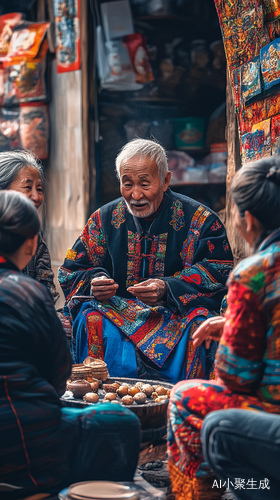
[120,155,171,218]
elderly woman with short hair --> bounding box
[0,150,59,303]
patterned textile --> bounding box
[0,258,140,496]
[213,0,280,163]
[58,189,233,379]
[167,228,280,495]
[23,231,59,304]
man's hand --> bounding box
[91,276,119,301]
[127,279,166,306]
[192,316,226,349]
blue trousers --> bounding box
[202,409,280,500]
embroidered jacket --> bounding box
[215,228,280,404]
[59,189,233,315]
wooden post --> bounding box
[80,0,90,217]
[225,69,251,263]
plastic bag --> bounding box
[3,38,48,105]
[0,107,20,152]
[7,22,49,60]
[123,33,154,84]
[19,103,49,159]
[0,13,23,60]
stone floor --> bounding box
[137,460,238,500]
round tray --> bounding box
[61,377,173,431]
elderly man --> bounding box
[59,139,233,383]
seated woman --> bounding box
[0,150,59,303]
[167,156,280,500]
[0,190,140,498]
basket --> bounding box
[83,357,109,381]
[70,364,94,381]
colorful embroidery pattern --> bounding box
[180,206,211,267]
[80,210,107,266]
[89,295,210,367]
[223,239,230,252]
[170,200,185,231]
[87,312,104,360]
[207,240,215,253]
[126,231,168,287]
[179,291,217,305]
[65,248,77,261]
[111,200,126,229]
[211,220,222,231]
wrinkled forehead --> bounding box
[120,155,159,178]
[15,165,42,183]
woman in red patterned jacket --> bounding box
[167,156,280,500]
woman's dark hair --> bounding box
[0,190,40,254]
[231,156,280,230]
[0,150,45,192]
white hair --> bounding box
[115,138,169,183]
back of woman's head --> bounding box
[231,156,280,230]
[0,190,40,255]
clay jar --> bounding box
[68,379,91,399]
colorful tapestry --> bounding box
[261,38,280,90]
[263,0,280,22]
[241,129,269,162]
[241,56,261,104]
[271,113,280,153]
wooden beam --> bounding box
[80,0,90,216]
[37,0,46,21]
[225,69,250,263]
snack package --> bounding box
[123,33,154,84]
[3,39,48,105]
[0,107,20,152]
[54,0,81,73]
[6,22,49,61]
[19,103,49,159]
[0,13,23,60]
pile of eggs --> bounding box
[67,379,171,406]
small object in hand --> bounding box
[128,386,139,396]
[105,392,117,401]
[156,386,167,396]
[141,384,153,397]
[134,392,147,404]
[117,385,129,397]
[103,384,117,393]
[122,395,134,405]
[83,392,99,403]
[67,379,92,399]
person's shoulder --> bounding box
[168,189,219,221]
[231,242,280,292]
[0,269,54,309]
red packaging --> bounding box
[123,34,154,84]
[0,13,23,60]
[19,103,49,159]
[7,22,49,61]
